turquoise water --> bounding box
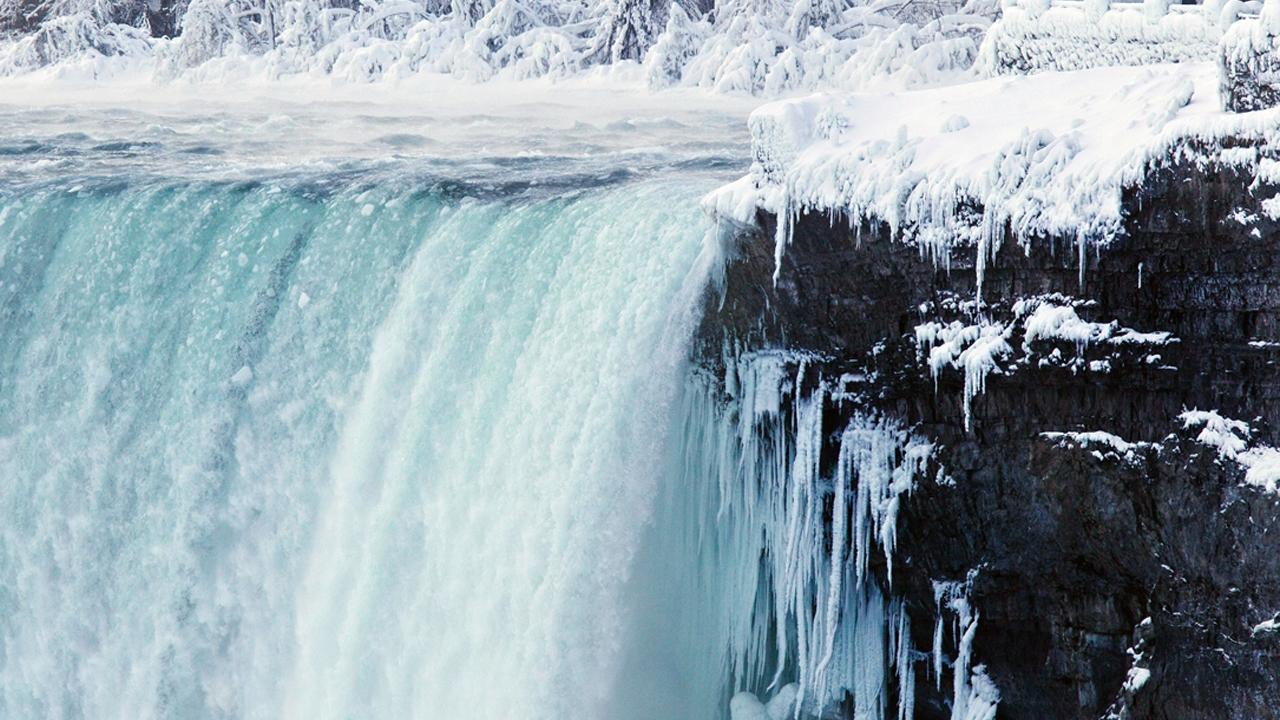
[0,166,729,719]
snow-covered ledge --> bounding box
[704,62,1280,292]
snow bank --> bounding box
[976,1,1226,77]
[708,61,1280,291]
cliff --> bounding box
[697,135,1280,718]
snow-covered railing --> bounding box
[977,0,1245,75]
[1220,1,1280,111]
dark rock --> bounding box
[696,138,1280,718]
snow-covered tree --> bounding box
[0,0,998,89]
[450,0,492,25]
[589,0,665,63]
[1,0,149,34]
[643,1,706,86]
[783,0,845,39]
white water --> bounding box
[0,93,742,717]
[0,91,983,720]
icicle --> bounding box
[932,613,945,690]
[676,355,940,720]
[814,426,851,685]
[894,600,917,720]
[773,191,794,286]
[1077,228,1087,291]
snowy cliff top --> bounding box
[706,62,1280,275]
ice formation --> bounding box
[933,577,999,720]
[976,0,1225,76]
[1180,409,1280,491]
[1221,5,1280,111]
[915,297,1173,431]
[916,318,1012,431]
[0,0,996,91]
[705,61,1280,293]
[653,351,996,718]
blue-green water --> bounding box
[0,97,937,720]
[0,163,730,719]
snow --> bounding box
[1252,615,1280,635]
[976,1,1223,77]
[1041,430,1147,459]
[728,685,799,720]
[1022,302,1172,353]
[1180,410,1280,492]
[0,0,995,95]
[1222,11,1280,111]
[705,62,1280,292]
[1123,666,1152,693]
[1023,303,1112,353]
[917,298,1173,431]
[1180,408,1251,456]
[1239,446,1280,491]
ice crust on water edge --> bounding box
[704,61,1280,294]
[682,350,995,719]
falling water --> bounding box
[0,168,725,719]
[0,98,984,720]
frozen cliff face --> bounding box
[704,60,1280,303]
[695,128,1280,718]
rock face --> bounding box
[695,140,1280,719]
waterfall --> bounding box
[0,158,982,720]
[0,174,719,720]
